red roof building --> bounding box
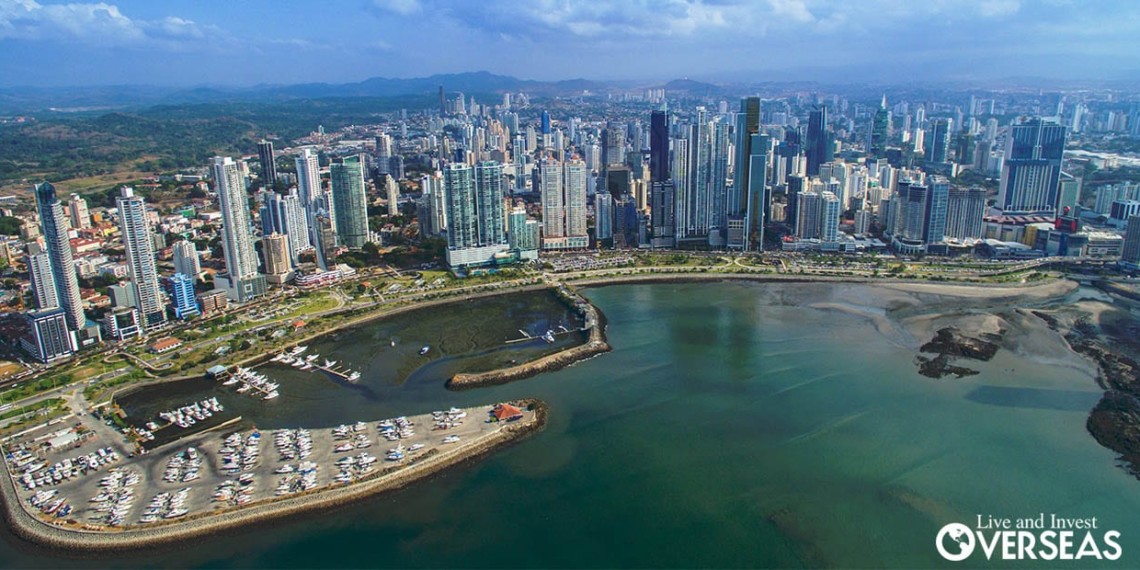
[492,403,523,422]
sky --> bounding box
[0,0,1138,87]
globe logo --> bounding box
[936,523,976,562]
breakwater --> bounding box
[447,286,611,390]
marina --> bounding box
[266,345,363,383]
[0,403,541,547]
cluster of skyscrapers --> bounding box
[20,139,377,363]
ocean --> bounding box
[2,282,1136,568]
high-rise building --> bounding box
[795,191,822,239]
[21,308,75,363]
[262,232,293,284]
[314,215,338,269]
[1121,216,1140,267]
[330,154,370,248]
[442,161,509,267]
[212,157,266,302]
[257,140,278,188]
[603,125,625,168]
[68,194,90,230]
[806,106,831,177]
[170,273,200,319]
[998,118,1067,213]
[870,96,890,158]
[820,191,841,242]
[946,186,987,240]
[539,159,589,249]
[172,240,201,279]
[117,187,166,331]
[678,108,712,243]
[295,148,321,216]
[651,181,676,248]
[260,189,311,262]
[595,192,614,242]
[729,97,765,250]
[925,119,952,164]
[650,110,670,183]
[924,176,951,245]
[33,182,86,332]
[26,245,58,311]
[708,121,730,246]
[508,206,539,259]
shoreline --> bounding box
[92,272,1070,404]
[0,400,547,553]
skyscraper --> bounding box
[678,108,711,242]
[117,187,166,331]
[170,273,200,320]
[262,232,293,284]
[26,242,57,310]
[257,140,278,189]
[330,154,370,248]
[33,182,86,333]
[651,180,676,248]
[820,191,841,242]
[68,194,89,230]
[707,121,730,246]
[22,308,75,363]
[729,97,763,250]
[870,96,890,158]
[539,158,589,249]
[595,192,614,242]
[172,240,201,279]
[946,186,987,240]
[295,148,321,208]
[925,119,952,164]
[1121,216,1140,267]
[442,161,509,267]
[260,189,311,262]
[924,176,951,245]
[998,118,1067,213]
[650,110,670,183]
[806,106,831,177]
[508,206,539,259]
[212,157,266,302]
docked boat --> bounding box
[543,330,556,343]
[263,391,279,400]
[347,371,361,382]
[419,345,430,355]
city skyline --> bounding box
[1,0,1139,88]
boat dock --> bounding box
[506,327,585,345]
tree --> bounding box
[0,216,21,236]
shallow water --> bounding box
[3,282,1136,568]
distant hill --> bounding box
[0,72,612,113]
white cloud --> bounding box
[769,0,815,23]
[373,0,421,16]
[0,0,214,46]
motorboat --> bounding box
[419,345,430,355]
[543,330,556,344]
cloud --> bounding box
[0,0,215,46]
[769,0,814,23]
[373,0,421,16]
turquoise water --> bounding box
[3,282,1137,568]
